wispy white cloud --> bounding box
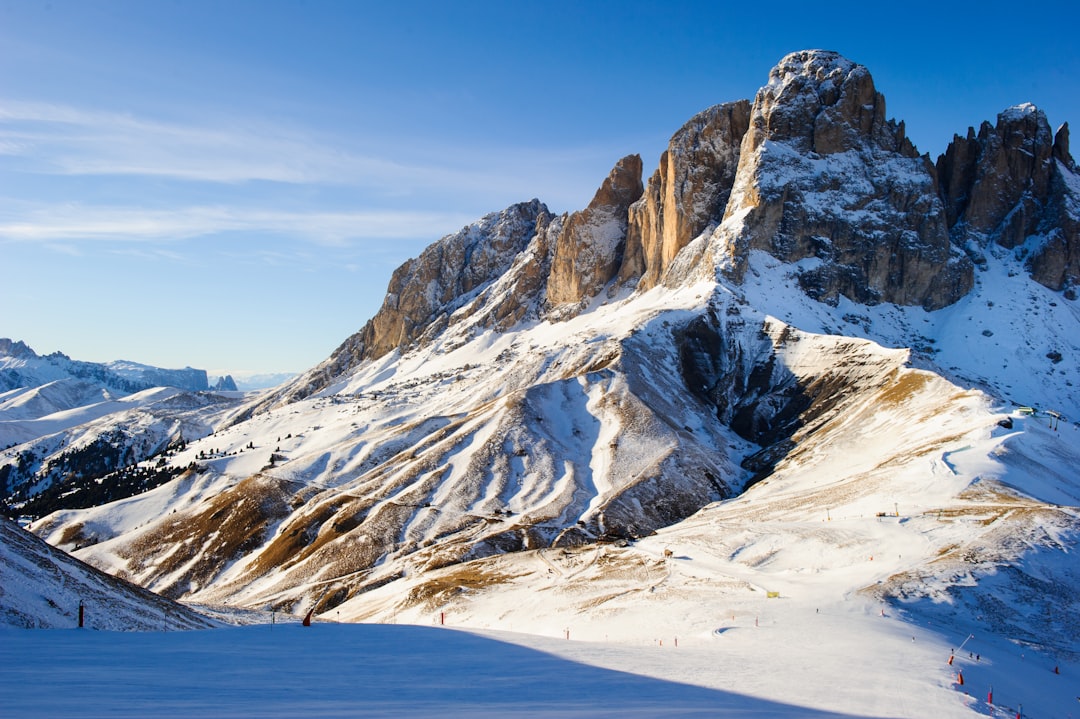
[0,202,476,244]
[0,99,613,209]
[0,100,405,184]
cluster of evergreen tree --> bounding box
[0,449,38,495]
[8,461,191,519]
[1,437,192,520]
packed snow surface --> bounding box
[1,612,1075,719]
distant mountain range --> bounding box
[0,339,253,515]
[0,338,213,395]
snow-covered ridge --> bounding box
[0,339,210,396]
[0,516,213,630]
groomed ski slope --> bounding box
[1,610,1071,719]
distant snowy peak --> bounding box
[105,359,209,394]
[212,374,239,392]
[0,338,211,396]
[0,339,35,360]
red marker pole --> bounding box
[78,602,84,628]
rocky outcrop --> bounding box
[710,50,972,310]
[357,199,549,360]
[620,101,751,291]
[547,155,643,307]
[257,201,551,409]
[0,339,36,360]
[937,104,1079,292]
[212,375,238,392]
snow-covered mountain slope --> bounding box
[36,282,758,603]
[22,49,1080,717]
[0,516,214,630]
[333,375,1079,718]
[738,246,1080,418]
[1,387,247,515]
[0,378,115,426]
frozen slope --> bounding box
[739,247,1080,418]
[330,334,1080,718]
[0,516,214,630]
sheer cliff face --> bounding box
[938,105,1079,293]
[620,100,751,292]
[707,50,972,310]
[547,154,643,308]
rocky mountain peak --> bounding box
[353,198,549,360]
[620,100,751,292]
[1053,121,1075,172]
[0,339,37,360]
[748,50,912,158]
[708,51,969,310]
[261,199,554,407]
[269,50,1077,410]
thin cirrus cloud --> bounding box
[0,99,571,248]
[0,100,377,184]
[0,202,477,246]
[0,99,607,203]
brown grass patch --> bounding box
[405,563,526,608]
[56,522,90,548]
[876,370,933,408]
[121,473,293,597]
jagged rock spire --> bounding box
[620,100,751,292]
[938,104,1079,292]
[547,154,643,307]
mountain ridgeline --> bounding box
[0,338,212,395]
[277,50,1075,407]
[29,51,1080,623]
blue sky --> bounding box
[2,0,1078,377]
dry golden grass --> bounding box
[56,522,89,548]
[875,370,933,408]
[405,563,526,608]
[119,473,292,597]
